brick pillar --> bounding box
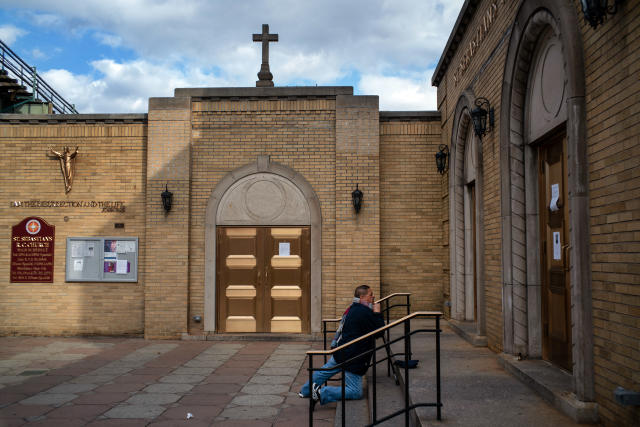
[334,95,380,315]
[144,97,191,338]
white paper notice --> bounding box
[104,252,117,260]
[71,242,83,258]
[86,243,95,257]
[124,241,136,253]
[279,242,290,256]
[553,231,561,260]
[73,259,84,272]
[115,241,127,253]
[550,183,560,212]
[116,260,128,274]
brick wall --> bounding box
[436,0,640,425]
[187,96,340,333]
[0,118,147,335]
[379,117,445,314]
[144,98,191,338]
[581,1,640,424]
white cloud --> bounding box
[359,73,437,111]
[13,0,464,111]
[0,25,27,44]
[41,59,229,113]
[95,32,122,48]
[31,48,46,59]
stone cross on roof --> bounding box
[253,24,278,87]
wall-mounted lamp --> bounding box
[471,97,495,139]
[581,0,623,29]
[161,184,173,213]
[435,145,449,175]
[352,184,363,214]
[192,315,202,323]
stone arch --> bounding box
[204,155,322,333]
[450,91,486,342]
[500,0,593,400]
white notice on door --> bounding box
[73,258,84,272]
[550,183,560,212]
[553,231,561,260]
[279,242,290,256]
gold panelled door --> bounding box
[539,132,572,371]
[217,226,310,333]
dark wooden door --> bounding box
[539,133,572,370]
[217,226,310,333]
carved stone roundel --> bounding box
[217,172,310,225]
[540,41,565,117]
[244,179,286,220]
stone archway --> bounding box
[450,91,486,343]
[500,0,593,401]
[204,155,322,333]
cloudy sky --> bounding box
[0,0,464,113]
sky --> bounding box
[0,0,464,114]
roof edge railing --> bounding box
[0,39,78,114]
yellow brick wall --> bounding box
[437,0,640,425]
[145,98,191,338]
[580,1,640,425]
[187,97,340,333]
[0,120,147,335]
[379,119,445,314]
[437,0,518,352]
[335,96,380,311]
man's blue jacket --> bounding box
[334,302,385,376]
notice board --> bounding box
[66,237,138,282]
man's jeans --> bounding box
[299,356,363,404]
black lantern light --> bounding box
[161,184,173,213]
[352,184,363,214]
[471,97,494,139]
[435,145,449,175]
[581,0,623,29]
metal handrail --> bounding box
[307,310,443,426]
[0,39,78,114]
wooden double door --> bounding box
[538,133,572,371]
[216,226,310,333]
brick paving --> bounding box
[0,337,335,426]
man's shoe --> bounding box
[310,383,321,410]
[298,391,304,398]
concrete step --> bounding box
[335,376,370,427]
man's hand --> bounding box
[372,303,381,313]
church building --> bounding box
[0,2,638,426]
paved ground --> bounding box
[0,337,334,426]
[386,320,582,427]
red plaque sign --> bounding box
[10,217,55,283]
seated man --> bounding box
[300,285,385,408]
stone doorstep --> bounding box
[497,354,599,424]
[447,319,488,347]
[181,332,321,341]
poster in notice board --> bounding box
[66,237,138,282]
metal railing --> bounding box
[308,310,443,426]
[0,39,78,114]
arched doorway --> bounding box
[501,1,594,400]
[450,92,486,343]
[203,155,322,333]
